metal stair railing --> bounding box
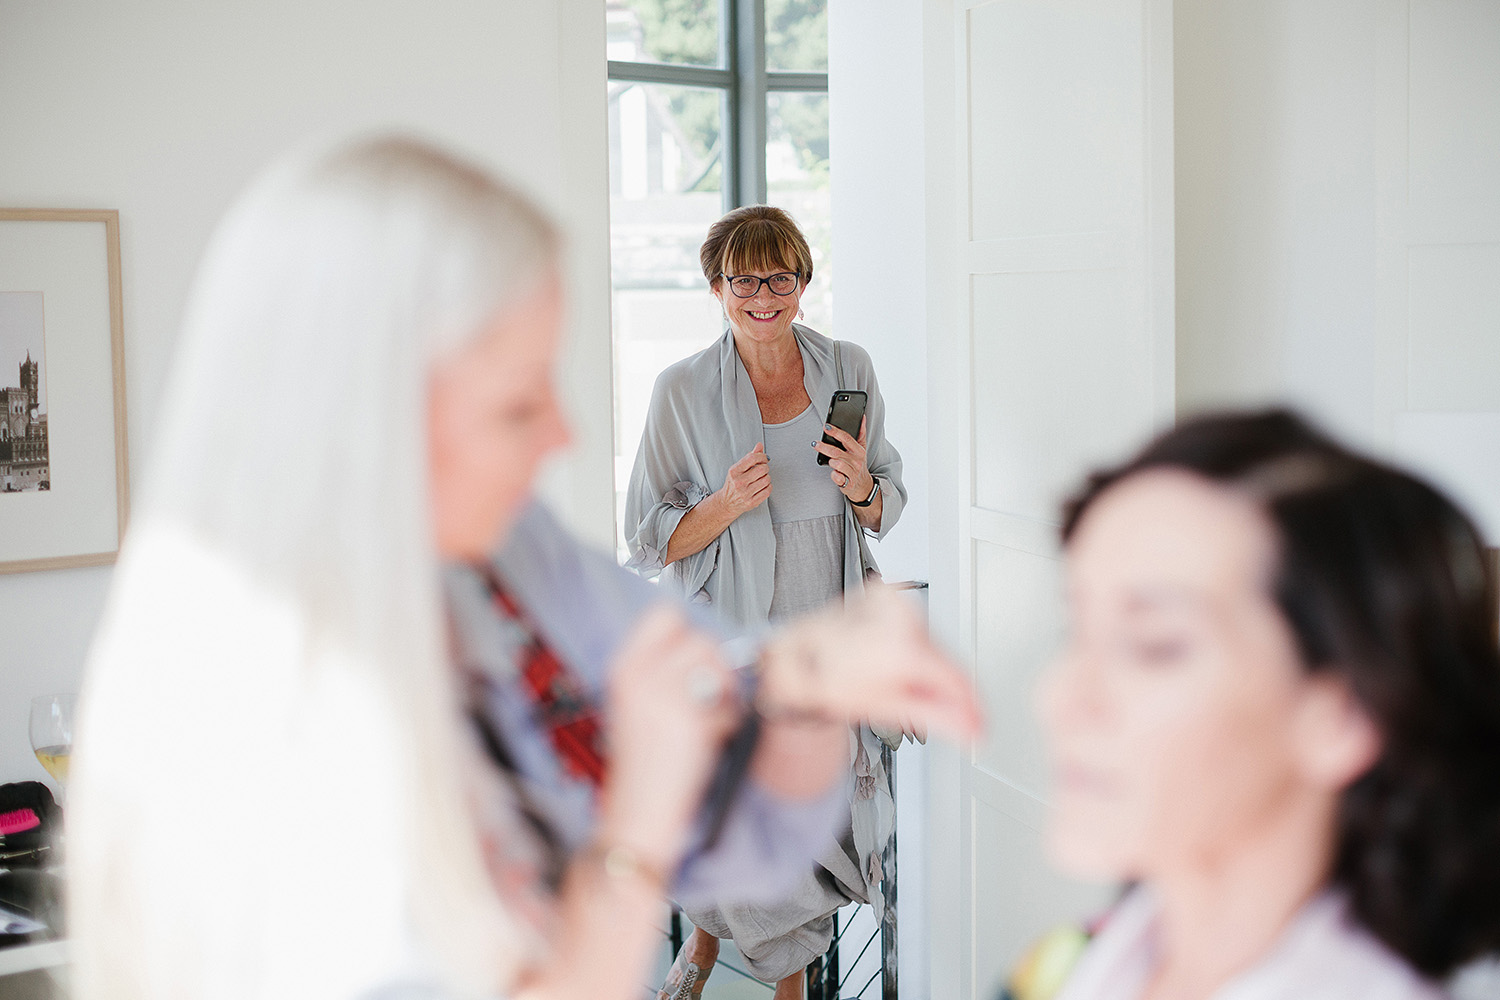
[804,741,898,1000]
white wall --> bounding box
[838,2,1498,995]
[0,0,613,791]
[1176,2,1380,439]
[1176,0,1500,535]
[829,3,933,994]
[829,0,929,589]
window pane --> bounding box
[609,81,723,200]
[609,0,721,68]
[767,91,831,335]
[609,81,727,553]
[766,0,827,72]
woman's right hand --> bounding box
[597,605,738,871]
[663,443,771,565]
[718,442,772,515]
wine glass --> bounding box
[29,694,75,788]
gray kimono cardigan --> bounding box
[624,323,906,628]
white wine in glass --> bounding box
[30,694,76,786]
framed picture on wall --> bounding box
[0,209,129,574]
[1489,547,1499,646]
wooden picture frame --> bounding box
[0,209,129,573]
[1489,547,1499,648]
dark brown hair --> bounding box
[699,205,813,290]
[1062,409,1500,977]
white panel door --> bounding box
[924,2,1175,998]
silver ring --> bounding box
[838,473,848,487]
[687,664,724,706]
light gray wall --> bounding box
[1176,0,1500,536]
[829,0,930,588]
[830,1,932,995]
[0,0,613,791]
[836,2,1499,994]
[1176,2,1381,438]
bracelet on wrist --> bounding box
[582,842,670,894]
[850,477,880,507]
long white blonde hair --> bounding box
[69,136,560,1000]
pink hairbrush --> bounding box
[0,809,40,839]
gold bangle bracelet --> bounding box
[583,842,670,894]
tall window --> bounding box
[606,0,829,551]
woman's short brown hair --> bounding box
[699,205,814,289]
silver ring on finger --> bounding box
[687,664,725,706]
[838,472,848,487]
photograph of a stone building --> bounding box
[0,292,50,493]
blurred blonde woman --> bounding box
[69,138,978,1000]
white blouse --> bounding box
[1055,888,1447,1000]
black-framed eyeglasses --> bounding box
[721,272,800,298]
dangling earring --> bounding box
[797,308,805,320]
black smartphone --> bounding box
[698,710,761,851]
[817,390,868,465]
[698,637,762,851]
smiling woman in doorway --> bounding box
[625,206,912,1000]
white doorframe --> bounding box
[925,2,1175,996]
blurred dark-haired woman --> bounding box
[1023,409,1500,1000]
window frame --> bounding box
[606,0,829,211]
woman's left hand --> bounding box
[759,583,982,743]
[814,416,875,502]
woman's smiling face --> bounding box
[713,264,805,347]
